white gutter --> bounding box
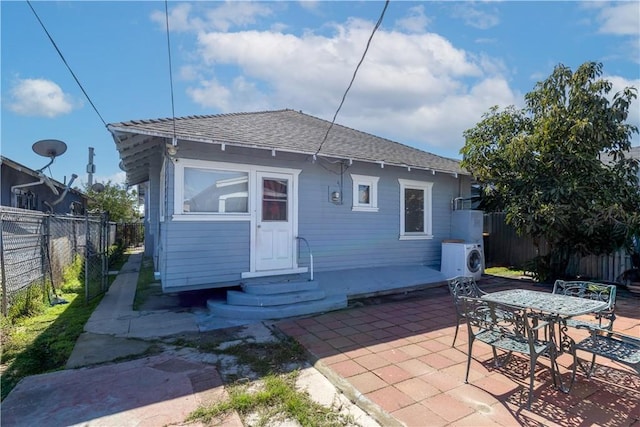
[11,178,45,194]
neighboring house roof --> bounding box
[108,109,468,186]
[0,156,83,195]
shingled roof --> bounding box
[108,109,467,185]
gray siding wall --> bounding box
[157,142,468,291]
[1,164,86,214]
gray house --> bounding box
[1,156,86,215]
[108,110,474,318]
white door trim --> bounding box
[247,166,301,276]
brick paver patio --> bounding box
[275,276,640,427]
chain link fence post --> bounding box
[84,214,90,303]
[1,212,7,316]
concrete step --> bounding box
[206,294,348,320]
[242,280,319,295]
[227,289,326,307]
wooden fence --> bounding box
[483,212,633,282]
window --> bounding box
[174,159,250,220]
[173,159,300,222]
[14,189,38,210]
[262,178,288,221]
[351,174,379,212]
[183,168,248,213]
[399,179,433,240]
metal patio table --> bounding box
[482,288,609,391]
[481,289,608,318]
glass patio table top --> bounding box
[482,289,608,317]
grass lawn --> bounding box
[0,290,102,400]
[484,266,528,278]
[0,251,129,401]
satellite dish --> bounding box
[91,183,105,193]
[119,161,126,171]
[33,139,67,158]
[33,139,68,172]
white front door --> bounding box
[255,172,294,271]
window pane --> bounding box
[404,188,424,232]
[358,184,370,204]
[262,179,288,221]
[183,168,248,213]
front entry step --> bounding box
[227,289,326,306]
[206,278,347,320]
[242,280,319,295]
[207,294,347,320]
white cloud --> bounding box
[187,76,269,112]
[594,2,640,36]
[151,2,273,33]
[451,4,500,30]
[8,78,76,118]
[607,74,640,143]
[165,4,517,158]
[395,5,431,34]
[88,171,128,187]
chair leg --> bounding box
[586,354,597,378]
[464,336,474,383]
[452,321,460,347]
[527,356,536,409]
[492,348,512,368]
[491,347,500,367]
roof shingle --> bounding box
[109,109,467,183]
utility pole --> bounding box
[87,147,95,186]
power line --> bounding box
[26,0,108,127]
[314,0,390,157]
[165,0,177,141]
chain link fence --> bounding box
[0,207,118,316]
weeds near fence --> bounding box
[0,251,129,401]
[4,284,48,321]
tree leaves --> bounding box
[84,181,139,223]
[461,62,640,279]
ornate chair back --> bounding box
[447,276,485,346]
[552,280,617,329]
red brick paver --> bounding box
[275,277,640,427]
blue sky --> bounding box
[2,1,639,187]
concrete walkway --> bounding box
[1,249,379,427]
[1,249,242,427]
[65,250,200,368]
[4,249,637,427]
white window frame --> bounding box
[398,179,433,240]
[173,159,252,221]
[351,174,379,212]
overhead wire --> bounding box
[314,0,390,157]
[164,0,177,142]
[26,0,108,128]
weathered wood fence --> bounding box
[483,212,633,282]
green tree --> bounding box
[461,62,640,281]
[85,181,139,223]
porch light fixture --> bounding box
[166,143,178,157]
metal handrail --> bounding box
[296,236,314,281]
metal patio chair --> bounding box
[460,296,559,409]
[551,280,617,331]
[447,276,486,346]
[573,327,640,378]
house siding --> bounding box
[156,142,468,291]
[1,159,87,215]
